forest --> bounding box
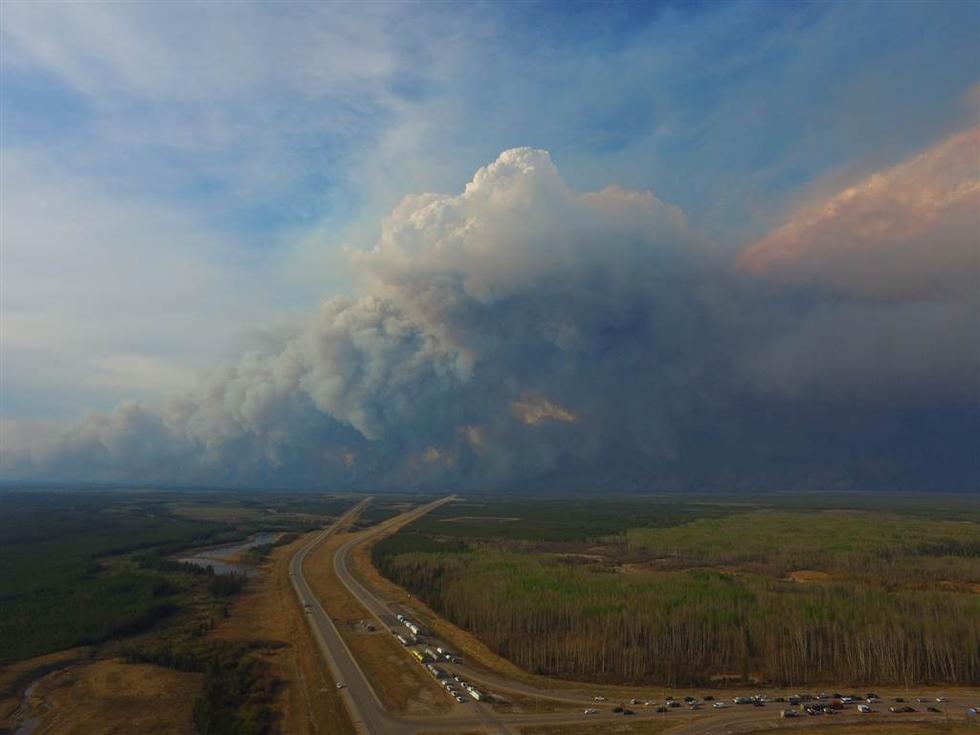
[374,495,980,687]
[0,488,359,735]
[0,489,340,663]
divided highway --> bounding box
[290,497,515,735]
[292,497,978,735]
[289,499,398,734]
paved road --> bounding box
[292,497,519,734]
[289,498,400,734]
[295,498,979,735]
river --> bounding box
[176,531,281,576]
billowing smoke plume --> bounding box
[5,141,978,491]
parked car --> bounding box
[584,708,598,715]
[857,704,872,713]
[890,705,916,713]
[713,702,727,709]
[927,706,942,713]
[703,694,715,701]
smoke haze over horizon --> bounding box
[2,2,977,493]
[4,139,977,492]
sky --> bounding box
[1,0,978,491]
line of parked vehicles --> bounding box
[393,611,488,704]
[585,691,957,718]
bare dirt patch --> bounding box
[27,658,201,735]
[786,570,833,584]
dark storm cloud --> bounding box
[6,140,978,491]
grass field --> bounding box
[374,494,980,688]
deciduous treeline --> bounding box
[375,509,980,687]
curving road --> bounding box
[294,497,979,735]
[291,497,518,734]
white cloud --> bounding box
[1,149,291,417]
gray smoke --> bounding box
[5,143,978,491]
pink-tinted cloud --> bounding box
[512,396,579,426]
[739,127,979,300]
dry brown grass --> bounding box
[26,658,201,735]
[213,530,356,735]
[785,570,834,584]
[303,529,452,716]
[520,720,674,735]
[487,689,581,715]
[0,646,91,725]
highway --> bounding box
[293,497,979,735]
[289,498,399,734]
[290,497,516,735]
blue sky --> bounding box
[1,1,978,489]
